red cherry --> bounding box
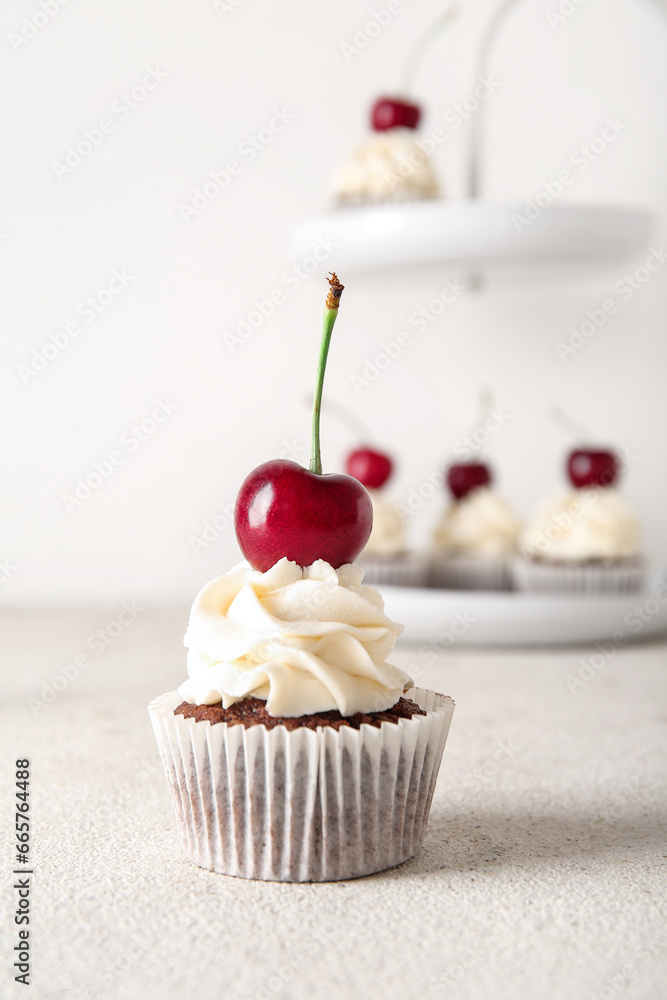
[346,448,393,489]
[567,449,618,489]
[371,97,421,132]
[235,459,373,572]
[447,462,492,501]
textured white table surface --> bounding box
[1,609,666,1000]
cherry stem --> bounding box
[469,386,493,457]
[551,406,597,444]
[303,395,375,446]
[310,273,344,476]
[397,6,459,95]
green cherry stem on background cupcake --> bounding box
[310,273,345,476]
[551,405,598,444]
[397,6,458,94]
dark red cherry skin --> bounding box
[371,97,421,132]
[447,462,492,501]
[234,460,373,572]
[567,449,618,489]
[346,448,393,490]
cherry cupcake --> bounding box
[347,446,426,588]
[149,275,454,881]
[429,461,522,591]
[332,96,438,207]
[515,447,644,594]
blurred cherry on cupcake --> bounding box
[430,457,521,591]
[429,392,522,591]
[346,445,425,587]
[332,94,438,207]
[516,411,644,594]
[332,10,456,207]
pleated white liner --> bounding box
[512,558,645,594]
[429,554,512,592]
[149,687,454,882]
[359,554,427,588]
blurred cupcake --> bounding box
[333,97,438,207]
[515,447,644,594]
[347,445,426,587]
[361,492,426,586]
[429,461,522,591]
[149,558,454,881]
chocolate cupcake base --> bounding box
[149,687,454,882]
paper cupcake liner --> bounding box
[428,553,513,591]
[336,189,438,208]
[149,687,454,883]
[512,557,645,594]
[359,553,427,588]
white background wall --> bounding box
[2,0,667,607]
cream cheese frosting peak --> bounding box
[178,558,410,717]
[363,491,406,555]
[333,130,438,204]
[433,487,521,557]
[521,487,641,561]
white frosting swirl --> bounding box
[363,491,406,555]
[521,488,641,561]
[433,487,521,557]
[333,130,439,205]
[178,558,410,717]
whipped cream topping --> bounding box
[333,130,439,204]
[363,491,406,556]
[521,487,641,561]
[433,487,522,557]
[178,558,410,717]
